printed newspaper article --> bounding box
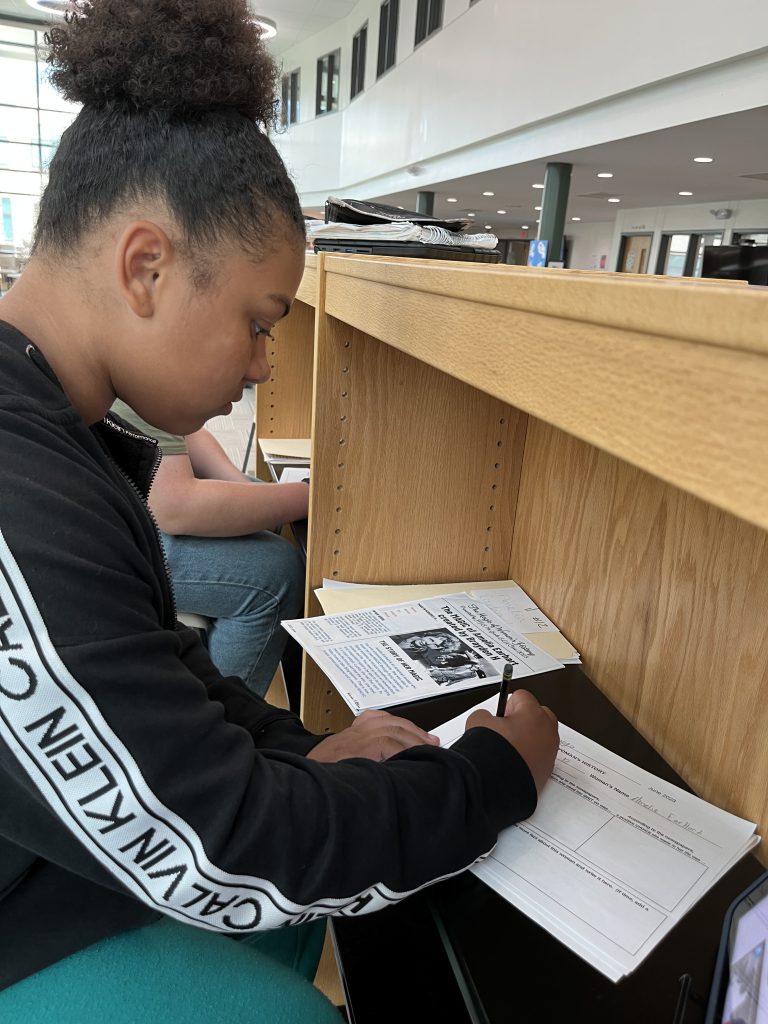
[282,591,563,713]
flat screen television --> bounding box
[701,244,768,286]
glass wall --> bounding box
[0,21,79,289]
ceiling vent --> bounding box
[740,171,768,181]
[576,192,623,200]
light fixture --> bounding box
[678,191,693,196]
[535,218,540,223]
[571,216,581,221]
[532,183,545,189]
[252,16,277,39]
[521,224,529,229]
[496,209,506,214]
[534,205,542,211]
[25,0,69,15]
[608,197,621,203]
[446,197,458,203]
[597,172,614,178]
[484,224,492,230]
[482,191,495,196]
[467,212,475,217]
[694,156,714,163]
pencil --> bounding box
[496,662,515,717]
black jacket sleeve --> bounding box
[0,399,537,937]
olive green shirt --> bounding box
[111,399,188,456]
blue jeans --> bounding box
[162,528,305,697]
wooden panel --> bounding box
[322,267,768,532]
[308,320,525,587]
[510,418,768,857]
[301,316,527,734]
[324,254,767,352]
[253,299,314,478]
[296,252,318,307]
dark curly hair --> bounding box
[33,0,305,268]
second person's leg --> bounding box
[163,530,305,697]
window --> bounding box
[656,232,723,277]
[0,22,79,270]
[415,0,443,46]
[1,197,12,242]
[732,231,768,246]
[350,23,367,100]
[280,68,300,126]
[377,0,399,78]
[315,49,340,116]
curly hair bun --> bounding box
[46,0,278,124]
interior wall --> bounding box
[566,221,616,271]
[608,197,768,271]
[271,0,768,204]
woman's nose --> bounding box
[247,337,271,385]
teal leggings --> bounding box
[0,918,341,1023]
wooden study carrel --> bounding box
[260,251,768,863]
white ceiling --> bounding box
[371,106,768,233]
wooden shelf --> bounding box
[275,252,768,865]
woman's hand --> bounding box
[307,709,440,763]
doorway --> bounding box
[618,234,652,274]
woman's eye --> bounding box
[251,322,274,340]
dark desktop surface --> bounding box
[332,668,763,1024]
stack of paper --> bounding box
[279,466,310,484]
[315,579,580,665]
[283,585,571,714]
[433,695,761,982]
[257,437,311,467]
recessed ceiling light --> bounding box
[397,206,404,209]
[252,16,277,39]
[694,156,713,163]
[571,216,581,221]
[446,197,458,203]
[608,197,621,203]
[521,224,529,229]
[25,0,68,14]
[534,206,542,211]
[482,191,495,196]
[466,212,476,217]
[532,183,545,189]
[497,209,506,214]
[597,172,614,178]
[484,224,492,230]
[678,191,693,196]
[535,218,540,223]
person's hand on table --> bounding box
[307,708,440,763]
[465,689,559,795]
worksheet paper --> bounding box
[434,697,760,982]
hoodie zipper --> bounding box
[101,416,178,627]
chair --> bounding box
[176,610,212,647]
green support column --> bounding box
[416,190,434,216]
[537,162,572,265]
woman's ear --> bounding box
[115,221,175,318]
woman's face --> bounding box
[412,634,448,650]
[121,240,304,436]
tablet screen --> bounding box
[722,888,768,1024]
